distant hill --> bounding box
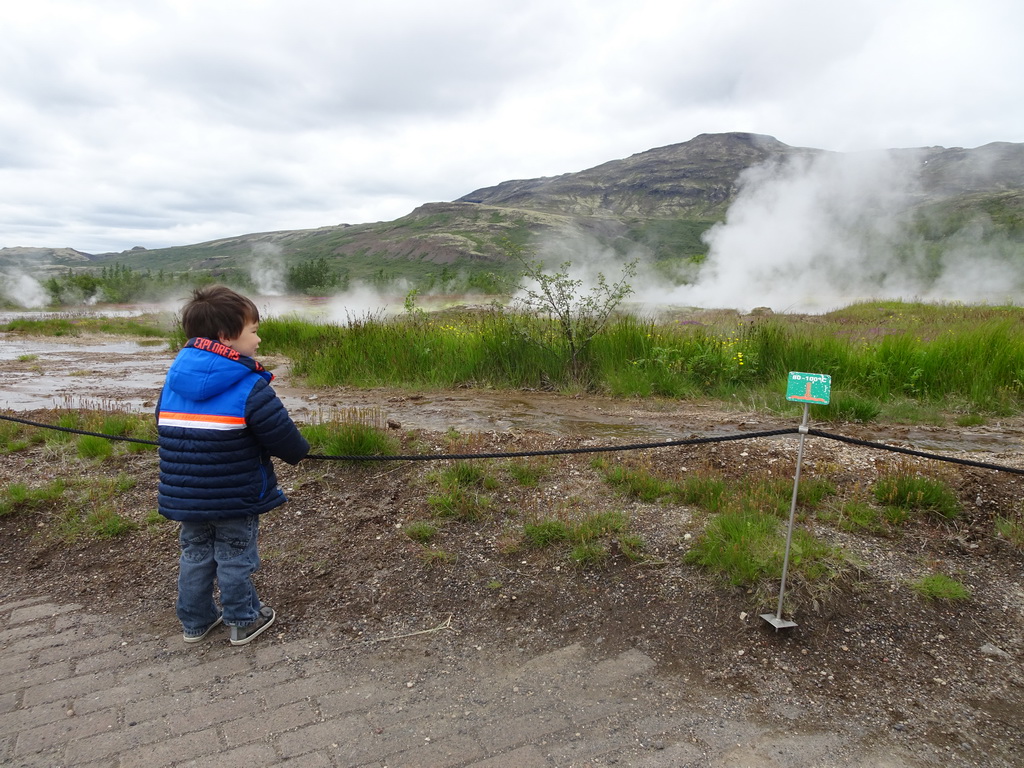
[4,133,1023,282]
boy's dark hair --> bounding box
[180,285,260,341]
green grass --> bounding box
[418,548,457,566]
[910,573,971,601]
[301,409,399,459]
[505,459,550,487]
[258,301,1024,412]
[431,461,499,492]
[685,509,847,591]
[0,479,67,516]
[523,519,570,547]
[995,516,1024,551]
[598,460,835,522]
[405,521,439,543]
[818,498,889,535]
[427,487,491,521]
[85,506,138,538]
[0,314,171,338]
[77,435,113,460]
[0,421,42,454]
[872,470,961,521]
[522,510,639,568]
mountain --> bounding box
[4,133,1023,280]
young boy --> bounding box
[157,285,309,646]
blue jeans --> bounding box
[177,515,262,631]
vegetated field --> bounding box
[1,300,1023,766]
[254,299,1024,422]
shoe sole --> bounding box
[229,610,275,646]
[183,616,223,643]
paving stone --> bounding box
[264,669,373,709]
[9,602,82,625]
[280,750,334,767]
[0,596,49,613]
[160,689,265,734]
[116,725,222,768]
[276,715,368,759]
[14,707,119,756]
[473,710,573,753]
[0,596,940,768]
[70,673,167,716]
[0,622,51,647]
[0,700,77,738]
[221,699,319,747]
[383,733,486,767]
[2,659,73,690]
[0,650,35,677]
[62,718,173,764]
[627,740,708,767]
[176,741,278,767]
[162,651,254,690]
[318,681,398,717]
[586,647,657,688]
[20,669,120,708]
[0,691,17,715]
[465,744,550,768]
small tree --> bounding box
[504,238,637,381]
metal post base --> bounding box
[760,613,798,630]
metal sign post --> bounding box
[761,372,831,631]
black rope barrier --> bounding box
[807,429,1024,476]
[2,411,1023,476]
[0,412,159,446]
[306,428,798,461]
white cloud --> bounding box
[1,0,1022,255]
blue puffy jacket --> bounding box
[156,338,309,522]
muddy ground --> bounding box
[1,335,1023,766]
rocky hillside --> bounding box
[5,133,1023,279]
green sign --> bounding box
[786,371,831,404]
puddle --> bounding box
[0,338,173,411]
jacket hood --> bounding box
[165,338,273,402]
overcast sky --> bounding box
[2,0,1022,255]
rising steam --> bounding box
[249,243,286,296]
[0,271,49,308]
[666,150,1024,312]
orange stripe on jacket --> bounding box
[158,411,246,430]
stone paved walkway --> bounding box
[2,596,928,767]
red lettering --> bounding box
[191,337,240,361]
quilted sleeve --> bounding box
[245,378,310,464]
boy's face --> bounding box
[219,321,261,358]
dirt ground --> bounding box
[1,336,1023,766]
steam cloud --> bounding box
[665,150,1024,312]
[249,243,286,296]
[0,271,49,308]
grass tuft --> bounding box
[910,573,971,601]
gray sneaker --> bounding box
[183,615,222,643]
[230,606,276,646]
